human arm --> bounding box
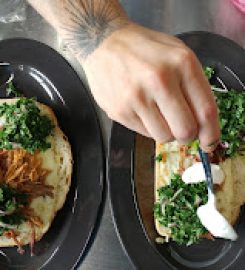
[27,0,220,150]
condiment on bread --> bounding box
[197,192,238,241]
[182,162,224,185]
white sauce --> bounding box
[180,162,237,240]
[197,193,238,241]
[182,162,224,185]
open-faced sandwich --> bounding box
[0,96,72,253]
[154,67,245,245]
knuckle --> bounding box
[169,36,186,46]
[145,66,161,83]
[201,104,218,122]
[130,87,145,103]
[123,87,147,107]
[145,66,173,98]
[175,47,195,68]
[107,106,127,122]
[176,125,197,144]
[145,65,169,87]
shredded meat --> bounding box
[0,149,53,253]
[209,145,226,164]
[0,149,53,198]
[201,232,215,241]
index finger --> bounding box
[179,50,220,151]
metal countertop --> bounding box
[0,1,244,269]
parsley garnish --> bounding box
[188,139,199,155]
[6,81,21,98]
[154,174,208,245]
[204,66,215,80]
[0,184,28,234]
[155,153,163,162]
[215,90,244,157]
[204,67,245,157]
[0,98,54,153]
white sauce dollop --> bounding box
[181,162,237,240]
[182,162,224,185]
[197,194,238,241]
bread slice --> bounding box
[155,141,245,241]
[0,99,72,247]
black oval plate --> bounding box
[0,38,104,270]
[109,32,245,270]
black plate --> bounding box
[0,38,104,270]
[109,31,245,270]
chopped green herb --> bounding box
[154,174,208,245]
[6,81,21,98]
[0,189,3,202]
[0,184,28,234]
[188,139,200,155]
[155,153,163,162]
[215,90,245,157]
[0,98,54,153]
[204,66,245,158]
[204,66,215,80]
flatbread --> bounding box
[155,141,245,240]
[0,99,72,246]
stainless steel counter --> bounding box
[0,1,244,269]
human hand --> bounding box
[83,22,220,151]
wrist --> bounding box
[58,1,129,61]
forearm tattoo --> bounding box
[59,0,127,58]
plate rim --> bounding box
[0,37,105,270]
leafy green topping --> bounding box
[0,98,54,153]
[204,66,245,157]
[215,90,245,157]
[188,139,200,155]
[154,174,208,245]
[204,66,215,80]
[155,153,163,162]
[6,81,21,98]
[0,184,28,235]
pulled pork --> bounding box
[0,149,54,254]
[0,149,53,198]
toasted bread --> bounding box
[155,141,245,241]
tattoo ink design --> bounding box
[60,0,127,58]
